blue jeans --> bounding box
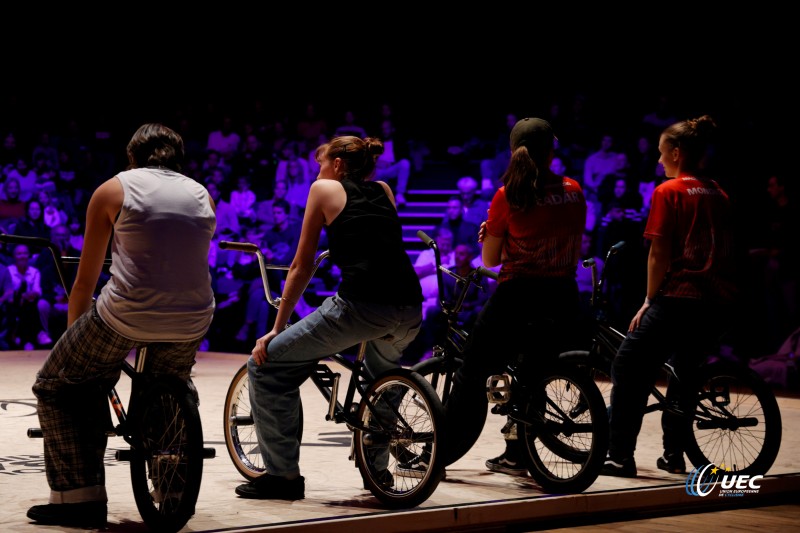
[248,293,421,477]
[608,296,728,460]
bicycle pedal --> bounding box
[486,374,511,404]
[312,364,339,387]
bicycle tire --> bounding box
[519,363,609,494]
[410,355,462,404]
[223,362,304,481]
[129,376,203,533]
[353,368,446,509]
[411,356,487,467]
[559,349,613,406]
[684,360,782,476]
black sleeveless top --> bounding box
[326,179,423,305]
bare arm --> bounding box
[250,180,338,364]
[68,177,122,326]
[481,231,503,268]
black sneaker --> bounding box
[27,501,107,527]
[485,451,527,476]
[600,456,637,478]
[396,450,430,479]
[235,473,305,500]
[656,453,686,474]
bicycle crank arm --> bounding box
[114,447,216,461]
[229,415,254,426]
[696,416,759,430]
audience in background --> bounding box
[373,118,412,207]
[457,176,491,226]
[0,93,791,372]
[439,195,480,247]
[5,243,49,350]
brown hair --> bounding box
[501,142,554,210]
[661,115,718,177]
[315,135,383,182]
[126,123,185,172]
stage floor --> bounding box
[1,350,798,532]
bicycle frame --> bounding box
[415,230,495,391]
[580,241,685,415]
[580,241,739,419]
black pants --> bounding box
[608,296,728,460]
[444,277,579,458]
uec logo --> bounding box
[685,464,763,497]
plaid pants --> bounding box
[32,302,202,500]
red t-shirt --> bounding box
[645,175,736,301]
[486,177,586,282]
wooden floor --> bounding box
[1,350,798,532]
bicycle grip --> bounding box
[219,241,260,252]
[477,266,498,280]
[417,230,435,247]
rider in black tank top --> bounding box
[327,179,422,305]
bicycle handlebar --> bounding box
[219,241,330,309]
[417,230,497,315]
[0,233,102,299]
[477,266,498,281]
[581,240,626,309]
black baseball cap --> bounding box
[509,118,555,152]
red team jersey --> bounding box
[644,175,736,302]
[486,177,586,283]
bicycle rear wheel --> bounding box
[353,368,446,509]
[129,376,203,533]
[223,362,304,481]
[685,361,782,476]
[519,363,609,494]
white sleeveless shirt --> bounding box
[95,167,216,341]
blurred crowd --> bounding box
[0,93,796,364]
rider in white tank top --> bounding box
[95,167,216,341]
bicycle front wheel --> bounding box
[519,363,609,494]
[129,376,203,533]
[411,355,486,466]
[685,361,782,476]
[353,368,446,509]
[223,362,304,481]
[410,354,462,404]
